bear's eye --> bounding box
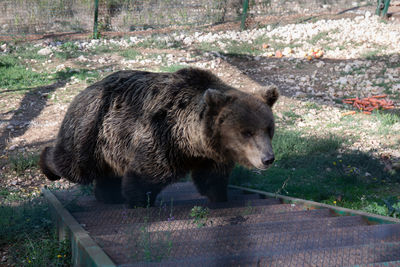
[241,130,254,138]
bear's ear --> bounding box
[254,85,279,107]
[204,89,229,107]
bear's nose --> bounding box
[262,156,275,166]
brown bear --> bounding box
[40,67,279,207]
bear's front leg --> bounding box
[94,177,125,204]
[191,161,233,203]
[122,171,165,208]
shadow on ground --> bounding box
[0,81,66,152]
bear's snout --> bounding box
[262,155,275,166]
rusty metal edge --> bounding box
[41,188,117,267]
[229,185,400,225]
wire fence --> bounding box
[0,0,374,36]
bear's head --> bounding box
[204,85,279,170]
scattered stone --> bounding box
[337,77,348,85]
[343,64,352,73]
[37,47,52,56]
[316,61,325,68]
[56,64,66,71]
[78,55,88,62]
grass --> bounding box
[0,49,98,94]
[190,206,210,228]
[373,110,400,127]
[132,194,173,262]
[54,67,100,83]
[0,197,71,266]
[308,31,331,45]
[361,49,382,60]
[54,42,83,60]
[119,49,142,60]
[0,54,53,91]
[282,110,302,124]
[158,64,187,73]
[303,102,321,110]
[230,128,400,217]
[9,153,39,175]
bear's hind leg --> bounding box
[122,172,165,208]
[94,177,125,204]
[191,161,233,203]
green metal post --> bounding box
[376,0,383,15]
[93,0,99,39]
[376,0,391,16]
[382,0,391,16]
[241,0,249,30]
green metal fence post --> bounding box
[376,0,391,17]
[382,0,391,16]
[241,0,249,30]
[93,0,99,39]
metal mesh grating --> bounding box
[53,182,400,266]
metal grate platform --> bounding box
[44,182,400,266]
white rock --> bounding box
[56,64,66,71]
[37,47,52,56]
[316,61,325,68]
[0,43,6,51]
[337,77,348,85]
[392,84,400,92]
[78,55,88,62]
[344,64,352,73]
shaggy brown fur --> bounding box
[40,68,279,207]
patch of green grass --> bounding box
[0,198,71,266]
[224,40,261,56]
[361,50,381,60]
[54,67,100,83]
[303,102,321,110]
[272,130,344,161]
[190,206,210,228]
[0,188,10,198]
[9,153,39,174]
[133,193,173,262]
[0,54,54,91]
[54,42,84,60]
[281,110,302,125]
[6,44,48,62]
[195,42,222,53]
[308,31,331,45]
[158,64,187,73]
[373,110,400,127]
[119,49,142,60]
[230,128,398,217]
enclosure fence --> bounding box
[0,0,374,36]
